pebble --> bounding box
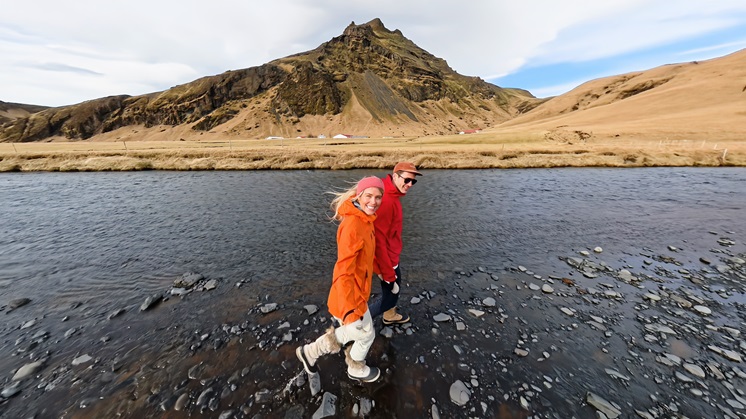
[693,305,712,315]
[12,360,44,381]
[586,392,621,418]
[468,309,485,318]
[313,392,337,418]
[433,313,451,322]
[449,380,470,406]
[541,284,554,293]
[72,354,93,366]
[260,303,278,314]
[482,297,496,307]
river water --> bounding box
[1,168,744,418]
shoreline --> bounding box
[1,139,744,172]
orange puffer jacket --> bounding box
[327,199,377,325]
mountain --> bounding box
[0,18,539,143]
[0,101,48,126]
[493,48,746,141]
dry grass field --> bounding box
[1,131,743,172]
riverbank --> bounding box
[1,133,744,172]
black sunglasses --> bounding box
[398,173,417,185]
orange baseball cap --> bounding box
[393,162,422,176]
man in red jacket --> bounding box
[369,162,422,325]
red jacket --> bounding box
[327,199,377,324]
[373,174,404,282]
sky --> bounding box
[2,1,745,107]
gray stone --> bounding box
[586,392,621,418]
[260,303,278,314]
[12,360,44,381]
[204,279,218,290]
[308,371,321,396]
[312,392,337,418]
[139,294,162,311]
[482,297,496,307]
[8,298,31,310]
[433,313,451,322]
[72,354,93,366]
[174,272,203,289]
[304,305,318,315]
[449,380,471,406]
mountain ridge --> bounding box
[0,19,539,143]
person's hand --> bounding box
[392,282,399,294]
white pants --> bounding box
[334,308,375,361]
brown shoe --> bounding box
[382,307,410,325]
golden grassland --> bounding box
[0,132,744,172]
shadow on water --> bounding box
[0,168,744,418]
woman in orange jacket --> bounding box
[296,176,384,383]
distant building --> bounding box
[317,134,326,139]
[266,136,284,140]
[333,134,353,139]
[459,129,481,135]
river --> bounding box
[1,168,744,418]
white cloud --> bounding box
[1,0,745,106]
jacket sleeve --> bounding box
[374,198,397,283]
[334,220,367,324]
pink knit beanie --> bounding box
[356,176,384,195]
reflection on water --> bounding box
[0,168,744,417]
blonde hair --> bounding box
[329,184,359,221]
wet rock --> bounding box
[1,381,21,398]
[218,410,235,419]
[514,348,529,357]
[174,272,203,289]
[431,404,440,419]
[7,298,31,311]
[204,279,218,290]
[693,305,712,315]
[449,380,470,406]
[12,359,44,381]
[72,354,93,366]
[560,307,575,317]
[196,387,214,407]
[254,388,271,404]
[174,392,189,411]
[380,327,394,338]
[358,398,372,416]
[468,309,485,318]
[605,369,630,381]
[107,308,126,320]
[433,313,451,322]
[260,303,278,314]
[708,345,743,362]
[308,371,321,396]
[586,392,621,418]
[140,294,163,311]
[313,392,337,418]
[683,363,706,379]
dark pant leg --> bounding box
[368,266,402,318]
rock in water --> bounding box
[449,380,471,406]
[8,298,31,310]
[312,392,337,418]
[140,294,163,311]
[586,392,621,418]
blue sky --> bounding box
[1,1,745,106]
